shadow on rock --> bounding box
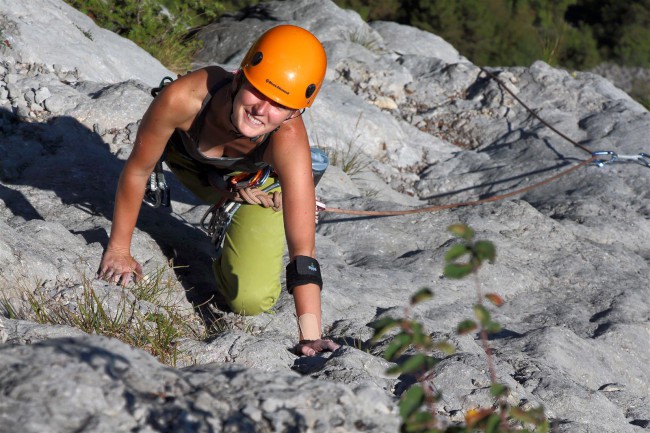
[0,107,222,316]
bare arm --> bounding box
[267,118,339,355]
[98,70,211,285]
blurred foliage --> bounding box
[371,224,550,432]
[65,0,650,108]
[334,0,650,70]
[63,0,258,72]
[67,0,650,71]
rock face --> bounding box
[0,0,173,86]
[1,0,649,432]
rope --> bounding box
[321,66,599,217]
[235,186,283,211]
[477,67,593,155]
[325,156,595,216]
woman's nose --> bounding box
[253,98,272,115]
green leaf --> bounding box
[398,353,437,375]
[386,364,403,376]
[448,223,475,241]
[473,304,491,325]
[443,263,474,279]
[434,341,456,355]
[485,413,502,433]
[509,406,548,428]
[474,240,496,263]
[457,319,478,335]
[485,321,503,334]
[404,411,434,431]
[369,317,400,342]
[369,316,399,331]
[399,385,425,419]
[384,332,412,361]
[444,243,470,262]
[410,288,434,306]
[490,383,509,398]
[410,321,433,348]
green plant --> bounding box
[74,23,94,40]
[62,0,263,72]
[371,224,550,432]
[345,27,382,53]
[629,77,650,111]
[323,112,372,178]
[1,267,200,366]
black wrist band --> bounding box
[285,255,323,294]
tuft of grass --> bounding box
[345,27,383,53]
[1,266,201,367]
[322,112,372,178]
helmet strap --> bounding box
[228,74,245,139]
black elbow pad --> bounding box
[286,256,323,294]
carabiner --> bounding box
[143,164,170,208]
[636,153,650,167]
[592,151,618,168]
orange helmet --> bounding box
[240,25,327,109]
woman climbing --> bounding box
[97,25,339,356]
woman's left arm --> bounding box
[267,118,340,356]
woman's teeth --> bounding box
[247,112,262,125]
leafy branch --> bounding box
[371,224,550,433]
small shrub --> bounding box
[371,224,550,432]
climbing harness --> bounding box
[200,177,281,256]
[200,165,279,256]
[321,66,649,218]
[200,149,329,256]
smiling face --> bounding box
[230,77,297,138]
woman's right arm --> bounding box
[97,72,207,285]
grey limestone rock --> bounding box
[1,0,649,432]
[0,0,172,87]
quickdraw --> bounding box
[322,68,649,218]
[592,151,650,168]
[200,166,277,256]
[143,160,170,208]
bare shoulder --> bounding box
[274,115,309,145]
[267,116,311,169]
[151,66,232,127]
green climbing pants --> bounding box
[166,152,285,316]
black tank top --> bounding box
[166,75,272,175]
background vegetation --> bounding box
[334,0,650,70]
[63,0,260,72]
[65,0,649,101]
